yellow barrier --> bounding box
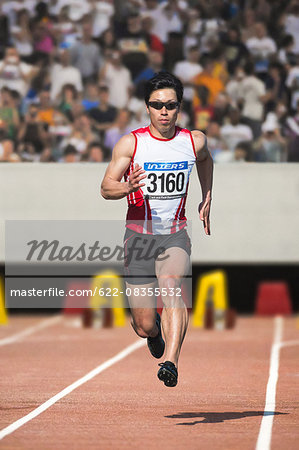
[192,270,228,328]
[91,270,126,327]
[0,277,8,325]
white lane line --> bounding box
[280,339,299,348]
[0,338,146,441]
[0,316,62,347]
[256,316,284,450]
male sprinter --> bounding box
[101,72,213,387]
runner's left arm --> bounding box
[191,130,213,235]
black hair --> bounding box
[144,71,184,105]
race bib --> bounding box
[143,161,189,199]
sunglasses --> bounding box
[148,101,179,110]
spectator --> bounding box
[193,85,214,132]
[60,112,97,154]
[192,56,225,109]
[36,89,57,126]
[284,98,299,162]
[253,118,287,162]
[91,0,115,39]
[234,140,253,162]
[0,87,20,139]
[32,20,55,56]
[134,50,164,85]
[0,136,20,162]
[146,0,187,45]
[89,84,117,137]
[98,28,118,56]
[82,141,106,162]
[282,3,299,55]
[141,15,164,54]
[81,82,101,111]
[70,19,102,83]
[278,34,297,67]
[0,46,38,96]
[286,55,299,111]
[11,9,33,63]
[100,49,132,109]
[118,13,150,80]
[50,46,83,101]
[221,26,249,75]
[62,143,79,162]
[104,109,132,153]
[245,22,277,78]
[220,107,253,152]
[238,60,266,139]
[206,121,229,161]
[58,83,79,121]
[174,46,202,114]
[17,103,48,155]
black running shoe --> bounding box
[157,361,178,387]
[147,313,165,359]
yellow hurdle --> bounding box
[192,270,228,328]
[0,277,8,325]
[91,270,126,327]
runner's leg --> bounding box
[126,281,158,338]
[155,247,190,366]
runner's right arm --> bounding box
[101,134,146,200]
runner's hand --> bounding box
[198,198,211,235]
[128,163,146,193]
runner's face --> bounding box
[146,88,179,133]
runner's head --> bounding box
[144,72,183,106]
[144,72,183,133]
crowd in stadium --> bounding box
[0,0,298,163]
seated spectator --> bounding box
[50,45,83,101]
[141,15,164,54]
[221,26,249,75]
[98,28,118,56]
[82,141,107,162]
[17,103,49,155]
[60,112,97,154]
[0,87,20,139]
[11,9,33,63]
[206,121,230,161]
[104,109,132,153]
[0,46,38,97]
[36,89,57,126]
[100,49,132,109]
[192,56,225,109]
[264,62,287,114]
[193,85,214,132]
[285,55,299,111]
[234,141,253,162]
[220,107,253,152]
[58,83,80,122]
[118,13,150,80]
[70,19,102,83]
[253,119,287,162]
[134,50,164,85]
[245,22,277,78]
[278,34,297,67]
[89,84,117,136]
[174,45,202,115]
[62,143,79,162]
[238,60,266,139]
[92,1,115,39]
[225,65,245,106]
[32,20,55,56]
[0,136,20,162]
[81,82,101,111]
[283,99,299,162]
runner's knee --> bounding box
[131,316,156,338]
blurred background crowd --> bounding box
[0,0,298,163]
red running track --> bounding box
[0,315,298,449]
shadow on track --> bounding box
[165,411,287,425]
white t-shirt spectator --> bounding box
[245,37,277,58]
[103,63,132,109]
[284,13,299,54]
[144,2,186,43]
[92,1,115,38]
[239,75,266,120]
[0,60,33,96]
[286,66,299,109]
[50,64,83,100]
[220,123,253,151]
[173,60,202,101]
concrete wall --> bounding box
[1,163,298,263]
